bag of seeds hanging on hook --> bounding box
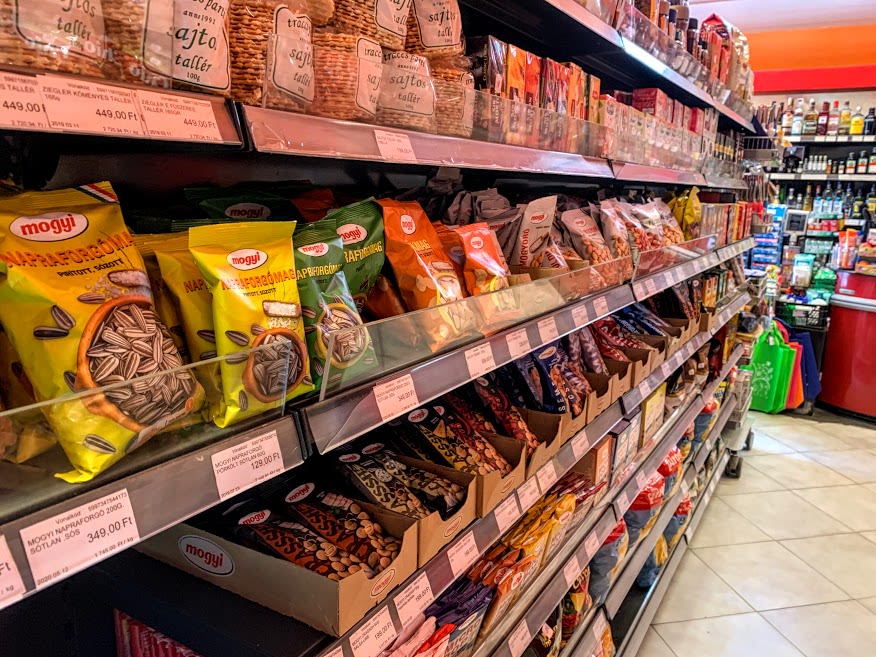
[294,220,375,394]
[190,222,314,427]
[0,182,204,483]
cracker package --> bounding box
[378,199,473,347]
[0,183,203,482]
[190,222,313,427]
[294,221,374,393]
[323,198,385,311]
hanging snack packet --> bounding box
[294,221,374,392]
[323,198,386,311]
[510,196,558,268]
[597,200,633,279]
[190,222,313,427]
[379,199,474,348]
[0,183,203,482]
[153,235,225,422]
[454,223,511,296]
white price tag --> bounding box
[350,607,397,657]
[814,135,826,142]
[537,462,559,492]
[323,648,344,657]
[136,89,224,142]
[645,279,658,296]
[584,531,601,560]
[0,536,25,605]
[592,614,608,640]
[20,489,139,588]
[211,430,284,501]
[394,572,434,628]
[38,76,144,137]
[508,621,532,657]
[374,129,417,162]
[538,317,559,344]
[465,343,496,379]
[594,296,609,316]
[373,375,419,422]
[0,73,48,130]
[517,478,540,510]
[681,479,690,495]
[616,490,630,512]
[447,532,478,578]
[635,471,647,490]
[571,431,590,460]
[563,555,581,588]
[661,361,673,377]
[572,305,590,327]
[494,494,520,534]
[506,329,532,359]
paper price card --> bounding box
[374,129,417,161]
[563,555,581,588]
[592,614,608,640]
[212,430,284,501]
[508,621,532,657]
[506,328,532,359]
[465,343,496,379]
[644,279,658,296]
[594,296,609,316]
[0,536,25,605]
[494,494,520,534]
[0,73,48,130]
[635,471,647,490]
[517,478,540,511]
[571,431,590,460]
[38,75,145,137]
[136,89,224,142]
[20,489,140,589]
[394,572,434,628]
[584,531,601,559]
[350,607,397,657]
[616,490,630,513]
[447,532,478,578]
[537,317,559,344]
[571,304,590,328]
[374,374,419,422]
[323,648,343,657]
[537,462,559,493]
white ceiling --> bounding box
[689,0,876,33]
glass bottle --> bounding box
[858,150,869,174]
[839,101,853,135]
[791,98,805,136]
[803,99,819,135]
[850,106,865,136]
[813,185,823,215]
[869,148,876,174]
[803,184,813,212]
[816,101,830,136]
[781,96,794,135]
[865,108,876,136]
[847,150,857,173]
[827,100,841,136]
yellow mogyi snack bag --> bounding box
[189,222,313,427]
[153,234,225,422]
[0,183,204,483]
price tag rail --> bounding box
[0,415,301,610]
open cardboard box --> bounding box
[570,433,614,510]
[582,371,612,423]
[632,335,667,369]
[620,347,656,386]
[383,454,477,567]
[515,407,563,479]
[137,502,418,637]
[699,308,719,333]
[605,359,632,400]
[477,434,526,516]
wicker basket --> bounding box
[309,30,382,121]
[329,0,411,50]
[405,0,464,59]
[431,57,473,138]
[376,50,436,133]
[0,0,106,77]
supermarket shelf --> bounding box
[685,449,731,541]
[542,0,624,48]
[611,161,706,186]
[701,344,745,401]
[303,284,634,455]
[719,237,757,262]
[785,135,876,145]
[0,68,242,145]
[0,415,302,610]
[242,106,615,177]
[693,395,738,472]
[604,478,686,617]
[770,172,876,183]
[704,174,748,190]
[563,608,609,657]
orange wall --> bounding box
[749,25,876,72]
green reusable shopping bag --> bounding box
[744,323,796,413]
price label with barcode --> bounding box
[594,296,609,316]
[537,462,559,492]
[563,555,581,587]
[571,431,590,460]
[0,73,48,130]
[584,532,601,559]
[0,536,24,605]
[136,89,224,142]
[374,129,417,161]
[507,329,532,359]
[38,75,145,137]
[465,343,496,379]
[572,305,590,327]
[373,375,419,422]
[211,430,284,501]
[645,279,658,296]
[517,478,540,510]
[494,494,520,534]
[349,607,397,657]
[394,572,434,628]
[538,317,559,343]
[447,532,478,578]
[508,621,532,657]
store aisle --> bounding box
[636,409,876,657]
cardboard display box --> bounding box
[573,433,614,508]
[605,359,632,400]
[516,407,563,479]
[620,346,657,387]
[699,308,719,333]
[138,504,418,637]
[477,434,526,516]
[640,383,667,448]
[582,371,612,423]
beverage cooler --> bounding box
[820,271,876,418]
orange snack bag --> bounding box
[454,223,511,296]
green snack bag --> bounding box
[322,198,386,311]
[190,222,313,427]
[295,221,375,393]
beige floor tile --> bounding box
[653,551,751,623]
[757,422,856,452]
[655,613,804,657]
[694,542,848,610]
[794,485,876,531]
[716,461,786,496]
[763,601,876,657]
[635,628,676,657]
[782,534,876,598]
[748,430,795,455]
[858,597,876,614]
[815,422,876,450]
[805,449,876,484]
[720,490,852,540]
[862,531,876,545]
[688,497,771,548]
[745,453,854,489]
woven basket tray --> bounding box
[308,30,382,121]
[431,60,473,138]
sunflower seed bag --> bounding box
[294,221,375,393]
[189,222,313,427]
[0,182,203,483]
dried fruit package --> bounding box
[0,182,203,482]
[510,195,562,268]
[597,200,633,279]
[190,221,313,427]
[558,208,614,264]
[294,221,374,393]
[379,199,474,348]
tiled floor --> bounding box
[636,408,876,657]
